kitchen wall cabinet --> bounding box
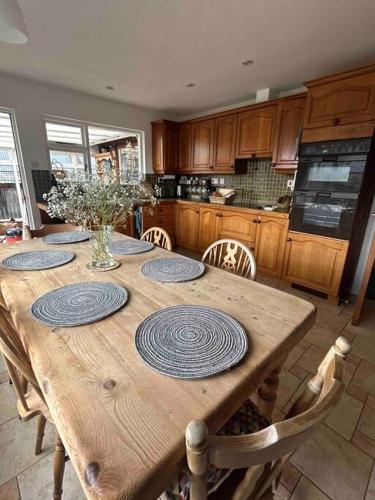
[152,120,178,174]
[302,65,375,142]
[213,114,237,171]
[236,104,278,158]
[282,231,349,301]
[178,123,192,172]
[175,203,200,251]
[272,95,306,173]
[255,215,288,277]
[191,119,216,171]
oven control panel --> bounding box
[300,138,371,156]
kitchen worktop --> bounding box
[155,198,290,218]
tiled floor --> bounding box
[1,266,375,499]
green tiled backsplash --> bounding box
[146,159,294,206]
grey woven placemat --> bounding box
[2,250,75,271]
[43,231,90,244]
[141,257,205,283]
[110,239,154,255]
[135,305,248,379]
[31,281,128,327]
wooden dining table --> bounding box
[0,235,316,499]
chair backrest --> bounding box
[0,308,45,411]
[185,336,351,500]
[23,222,81,240]
[201,239,256,280]
[141,226,172,251]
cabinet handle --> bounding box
[250,246,255,250]
[196,211,199,214]
[287,237,292,241]
[217,213,223,218]
[252,218,258,223]
[209,165,214,170]
[230,165,234,169]
[332,118,340,125]
[251,153,256,158]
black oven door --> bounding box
[290,191,358,240]
[295,155,366,193]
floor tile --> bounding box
[291,424,373,500]
[346,383,368,403]
[352,430,375,459]
[324,392,363,440]
[297,339,310,351]
[358,396,375,442]
[352,360,375,398]
[0,382,18,426]
[17,453,86,500]
[283,346,305,370]
[0,417,55,486]
[275,483,291,500]
[366,463,375,499]
[0,478,20,500]
[0,373,9,384]
[304,324,347,350]
[290,476,330,500]
[289,364,310,380]
[0,355,5,373]
[345,318,375,342]
[346,352,362,367]
[280,462,301,492]
[296,345,326,374]
[352,336,375,365]
[311,301,350,334]
[275,370,302,411]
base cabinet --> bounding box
[282,231,349,298]
[198,207,220,253]
[176,204,200,252]
[255,216,288,277]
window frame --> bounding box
[43,115,145,179]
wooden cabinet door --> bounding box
[152,122,164,174]
[282,231,349,296]
[198,207,220,253]
[304,72,375,129]
[176,204,200,252]
[255,216,288,277]
[236,105,277,158]
[272,96,306,172]
[214,114,237,171]
[178,123,192,172]
[165,122,178,172]
[217,210,258,249]
[192,119,215,171]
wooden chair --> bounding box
[22,222,82,240]
[202,239,256,280]
[141,226,172,251]
[165,337,350,500]
[0,309,67,500]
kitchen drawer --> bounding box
[143,214,175,229]
[143,203,175,217]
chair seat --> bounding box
[166,400,270,500]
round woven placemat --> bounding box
[110,239,154,255]
[43,231,90,244]
[2,250,75,271]
[31,281,128,327]
[135,305,248,379]
[141,257,205,283]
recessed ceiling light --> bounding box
[185,83,196,88]
[105,85,115,90]
[241,59,254,66]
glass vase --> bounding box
[86,225,119,271]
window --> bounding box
[0,111,25,221]
[44,118,144,181]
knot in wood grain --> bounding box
[103,379,116,390]
[42,380,49,394]
[84,461,100,487]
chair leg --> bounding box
[53,432,65,500]
[35,415,47,455]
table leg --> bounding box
[256,366,281,421]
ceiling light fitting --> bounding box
[241,59,254,66]
[185,83,196,88]
[105,85,115,90]
[0,0,28,44]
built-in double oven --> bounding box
[290,138,372,240]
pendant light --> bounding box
[0,0,28,44]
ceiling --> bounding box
[1,0,374,115]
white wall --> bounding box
[352,195,375,295]
[0,72,177,227]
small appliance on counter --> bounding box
[153,176,176,198]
